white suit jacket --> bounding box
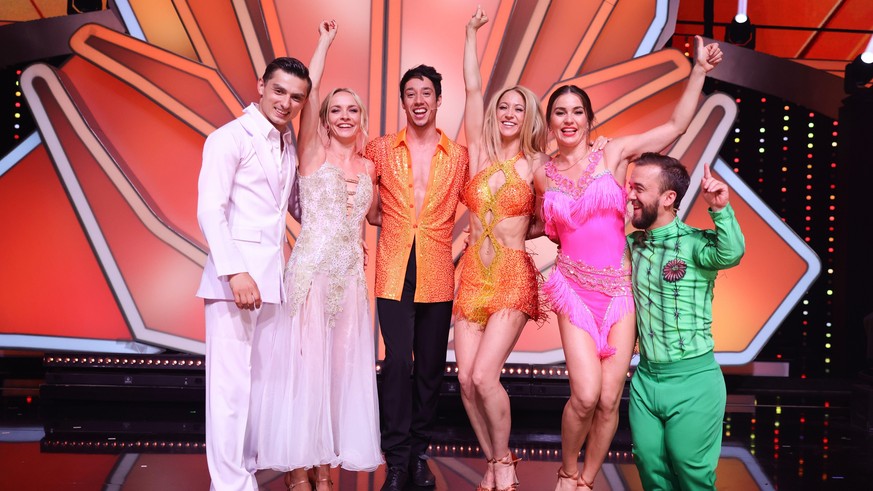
[196,104,298,304]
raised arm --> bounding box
[463,6,488,176]
[298,20,337,174]
[605,36,723,174]
[697,163,745,269]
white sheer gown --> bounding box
[250,162,383,472]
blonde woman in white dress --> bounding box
[251,20,382,490]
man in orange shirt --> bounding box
[365,65,469,491]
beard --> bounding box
[632,200,659,230]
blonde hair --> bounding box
[318,88,369,154]
[482,86,547,163]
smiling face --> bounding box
[628,164,675,230]
[401,76,441,129]
[495,90,526,140]
[257,69,309,131]
[325,90,362,141]
[548,92,592,148]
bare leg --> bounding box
[555,314,602,490]
[579,314,636,489]
[455,319,496,489]
[475,310,527,489]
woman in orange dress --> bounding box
[453,7,548,491]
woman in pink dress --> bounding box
[533,37,723,490]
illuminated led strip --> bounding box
[0,334,160,355]
[707,156,821,366]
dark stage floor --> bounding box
[2,357,873,490]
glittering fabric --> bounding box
[627,206,745,363]
[364,129,469,302]
[554,253,632,297]
[284,163,372,324]
[544,254,632,358]
[454,154,546,327]
[542,150,634,358]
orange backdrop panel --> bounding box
[0,145,131,340]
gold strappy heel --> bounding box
[555,467,579,491]
[476,458,497,491]
[495,452,521,491]
[284,471,311,491]
[577,474,594,490]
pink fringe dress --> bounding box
[541,150,634,358]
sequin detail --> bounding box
[284,163,372,325]
[364,130,469,302]
[544,149,603,198]
[554,253,632,297]
[541,148,634,359]
[454,154,545,327]
[544,253,634,359]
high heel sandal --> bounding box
[476,458,497,491]
[284,471,312,491]
[313,477,333,491]
[576,475,594,491]
[494,452,521,491]
[555,467,579,491]
[307,467,333,491]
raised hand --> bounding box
[468,5,488,31]
[318,19,337,43]
[701,163,729,212]
[694,35,723,73]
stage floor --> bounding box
[2,375,873,490]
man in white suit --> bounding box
[196,57,310,491]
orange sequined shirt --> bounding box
[365,129,469,302]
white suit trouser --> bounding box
[205,299,278,491]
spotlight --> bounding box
[845,54,873,95]
[725,17,755,50]
[725,0,755,49]
[862,36,873,64]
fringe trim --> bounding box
[543,268,634,359]
[543,177,627,231]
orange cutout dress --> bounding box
[454,153,545,327]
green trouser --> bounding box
[629,351,725,491]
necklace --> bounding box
[552,152,587,171]
[545,149,603,198]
